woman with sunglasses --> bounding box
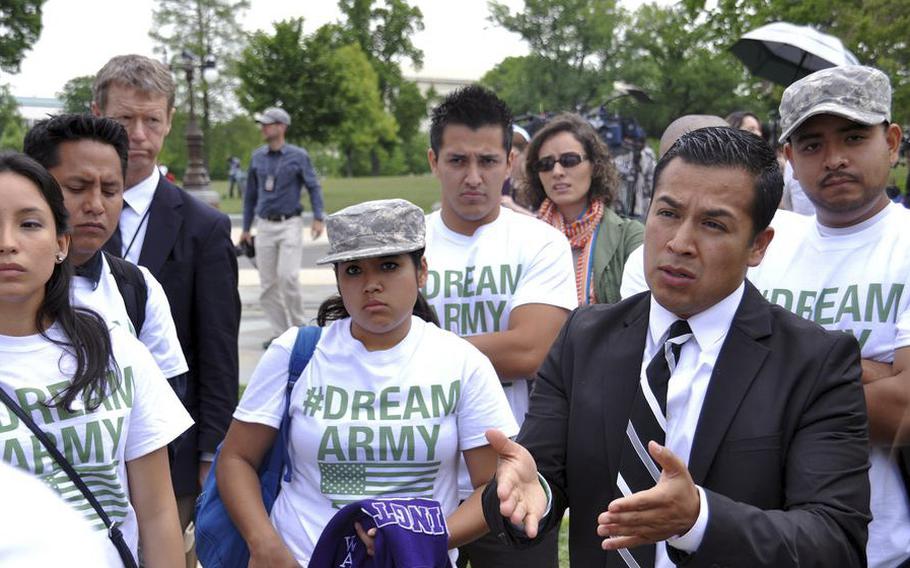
[524,113,644,305]
[0,152,191,566]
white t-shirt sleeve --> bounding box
[137,267,189,379]
[116,328,193,462]
[620,244,648,299]
[456,345,520,451]
[511,226,576,311]
[234,326,299,429]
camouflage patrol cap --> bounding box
[779,65,891,143]
[316,199,425,265]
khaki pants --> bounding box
[256,215,306,336]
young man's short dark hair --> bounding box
[429,85,513,156]
[24,113,129,179]
[654,126,782,237]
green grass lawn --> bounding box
[210,162,909,217]
[211,175,441,215]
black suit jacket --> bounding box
[110,177,240,496]
[483,282,871,567]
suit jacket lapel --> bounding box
[603,294,650,486]
[138,178,183,276]
[688,282,772,484]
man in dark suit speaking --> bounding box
[92,54,241,568]
[482,127,871,567]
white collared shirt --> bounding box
[119,168,160,264]
[645,281,745,567]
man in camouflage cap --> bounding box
[749,64,910,568]
[316,199,425,265]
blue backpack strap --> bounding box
[280,325,322,482]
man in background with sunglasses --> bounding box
[423,85,576,568]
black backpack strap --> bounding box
[0,388,139,568]
[104,252,148,336]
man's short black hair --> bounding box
[654,126,782,236]
[24,113,129,179]
[429,85,513,156]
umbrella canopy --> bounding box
[731,21,860,86]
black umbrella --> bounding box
[731,21,860,86]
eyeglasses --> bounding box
[532,152,588,173]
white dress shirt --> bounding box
[646,282,745,567]
[119,168,160,264]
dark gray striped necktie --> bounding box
[612,319,693,568]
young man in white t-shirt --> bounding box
[423,85,577,567]
[749,65,910,568]
[24,114,188,385]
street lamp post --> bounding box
[175,50,220,207]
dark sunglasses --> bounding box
[532,152,588,173]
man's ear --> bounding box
[886,123,903,166]
[783,143,797,180]
[90,101,102,117]
[427,148,438,176]
[747,226,774,268]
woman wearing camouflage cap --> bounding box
[217,199,518,566]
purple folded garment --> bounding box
[309,497,453,568]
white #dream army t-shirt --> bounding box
[71,253,188,379]
[0,324,193,567]
[234,317,518,566]
[424,208,576,498]
[749,202,910,568]
[424,208,576,423]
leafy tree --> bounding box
[337,0,426,174]
[0,1,44,73]
[390,80,425,144]
[337,0,424,100]
[150,0,250,142]
[488,0,623,111]
[328,44,398,176]
[0,85,26,151]
[615,4,762,137]
[205,115,262,179]
[57,75,94,114]
[480,55,555,116]
[684,0,910,124]
[235,18,345,146]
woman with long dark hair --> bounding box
[0,152,191,567]
[524,113,644,305]
[217,199,518,566]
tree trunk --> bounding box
[370,148,381,176]
[345,147,354,178]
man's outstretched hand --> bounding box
[485,429,548,538]
[597,441,700,550]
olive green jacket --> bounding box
[592,209,644,304]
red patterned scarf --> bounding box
[538,198,604,305]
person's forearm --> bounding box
[466,332,546,379]
[865,373,910,444]
[138,507,184,568]
[446,485,489,549]
[861,358,893,384]
[218,453,287,553]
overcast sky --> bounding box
[2,0,673,98]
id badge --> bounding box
[264,175,276,192]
